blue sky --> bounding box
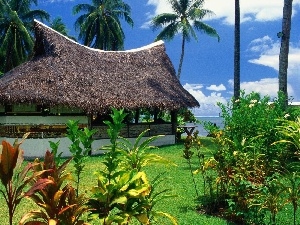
[35,0,300,116]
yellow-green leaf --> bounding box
[135,213,150,224]
[110,196,127,205]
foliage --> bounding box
[73,0,134,50]
[143,172,178,225]
[67,120,97,196]
[281,170,300,225]
[49,140,63,167]
[151,0,219,79]
[87,108,177,225]
[0,133,34,225]
[117,129,174,171]
[198,92,298,223]
[255,174,286,225]
[218,91,294,170]
[50,17,76,41]
[0,0,49,72]
[275,117,300,225]
[275,116,300,158]
[182,131,199,197]
[20,150,90,225]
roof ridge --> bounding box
[33,19,165,53]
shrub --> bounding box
[199,92,297,223]
[87,108,177,225]
[0,133,35,225]
[20,151,90,225]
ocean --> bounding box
[194,116,224,136]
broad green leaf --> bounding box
[110,196,127,205]
[135,213,150,224]
[128,186,150,197]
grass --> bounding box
[0,137,299,224]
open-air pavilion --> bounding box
[0,20,199,157]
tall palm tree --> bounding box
[151,0,220,80]
[0,0,50,72]
[233,0,240,99]
[50,17,76,41]
[278,0,293,107]
[73,0,133,51]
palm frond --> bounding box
[193,20,220,41]
[151,13,178,29]
[155,22,180,41]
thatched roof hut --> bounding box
[0,20,199,114]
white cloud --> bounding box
[248,37,300,77]
[238,77,295,100]
[205,0,300,24]
[240,78,279,98]
[183,83,227,116]
[206,84,226,91]
[146,0,173,15]
[146,0,300,26]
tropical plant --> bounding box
[87,108,151,224]
[233,0,240,99]
[218,91,292,169]
[73,0,134,50]
[198,92,296,223]
[50,17,76,41]
[87,108,178,224]
[151,0,220,80]
[0,133,34,225]
[20,150,90,225]
[257,174,286,225]
[117,129,174,171]
[278,0,293,107]
[0,0,50,72]
[282,171,300,225]
[67,120,97,196]
[143,172,178,225]
[49,140,63,167]
[182,132,199,197]
[275,116,300,159]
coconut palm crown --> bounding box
[151,0,220,80]
[0,0,50,72]
[73,0,133,51]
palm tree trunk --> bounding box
[177,36,185,80]
[234,0,240,100]
[279,0,293,108]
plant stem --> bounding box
[187,158,199,197]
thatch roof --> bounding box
[0,20,199,114]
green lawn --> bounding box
[0,137,298,224]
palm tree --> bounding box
[233,0,240,99]
[73,0,133,50]
[151,0,220,80]
[50,17,76,41]
[278,0,293,107]
[0,0,50,72]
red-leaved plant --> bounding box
[20,150,90,225]
[0,133,41,225]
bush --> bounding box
[199,91,300,224]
